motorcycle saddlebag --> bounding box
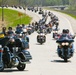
[21,50,32,61]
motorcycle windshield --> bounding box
[56,34,74,43]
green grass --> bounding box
[44,7,76,19]
[0,8,32,28]
[58,10,76,19]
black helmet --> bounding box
[62,29,66,33]
[17,24,20,26]
[2,27,6,31]
[22,24,25,27]
[8,27,12,30]
[66,29,69,33]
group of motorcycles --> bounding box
[35,8,59,45]
[28,7,75,62]
[0,25,32,71]
[0,7,75,72]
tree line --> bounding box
[0,0,76,10]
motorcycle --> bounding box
[56,34,74,62]
[52,31,60,40]
[38,10,43,14]
[47,27,52,34]
[0,34,32,71]
[37,33,46,44]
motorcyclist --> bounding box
[59,29,75,39]
[7,27,14,36]
[57,29,74,56]
[15,24,23,34]
[22,29,29,43]
[34,22,38,31]
[17,28,29,49]
[37,25,44,34]
[48,11,51,16]
[1,27,7,36]
[22,24,25,28]
[55,21,59,30]
[58,29,67,39]
[57,29,66,56]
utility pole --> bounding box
[2,0,4,22]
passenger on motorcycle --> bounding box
[59,29,75,39]
[66,29,75,39]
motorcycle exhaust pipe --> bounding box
[12,57,19,66]
[19,60,31,64]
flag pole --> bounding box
[18,12,23,24]
[20,16,21,24]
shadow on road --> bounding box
[51,60,71,63]
[1,69,28,73]
[35,43,44,45]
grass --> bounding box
[44,7,76,19]
[0,8,32,28]
[56,10,76,19]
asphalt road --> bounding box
[1,7,76,75]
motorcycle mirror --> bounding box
[74,33,76,38]
[72,35,75,39]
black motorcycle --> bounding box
[0,36,32,71]
[37,33,46,44]
[56,34,74,62]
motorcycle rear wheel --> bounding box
[17,63,26,71]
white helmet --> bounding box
[23,29,27,32]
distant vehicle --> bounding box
[37,33,46,44]
[19,6,23,9]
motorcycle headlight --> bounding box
[62,42,66,46]
[10,38,15,42]
[16,47,18,52]
[62,42,69,46]
[65,42,69,46]
[13,47,18,52]
[0,45,2,48]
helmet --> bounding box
[8,27,12,30]
[62,29,66,33]
[2,27,6,31]
[22,24,25,27]
[22,29,27,34]
[23,29,27,32]
[66,29,69,33]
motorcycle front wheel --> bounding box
[0,62,4,72]
[64,57,68,62]
[17,63,26,71]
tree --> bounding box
[69,0,76,10]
